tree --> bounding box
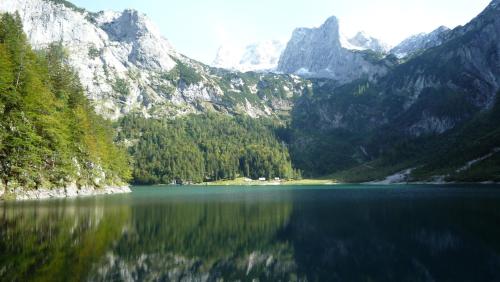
[117,113,297,184]
[0,13,130,191]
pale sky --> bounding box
[72,0,492,64]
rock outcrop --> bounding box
[7,185,131,201]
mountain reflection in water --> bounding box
[1,185,500,282]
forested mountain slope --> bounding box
[0,13,130,198]
[117,114,299,184]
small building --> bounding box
[258,177,266,181]
[274,177,280,181]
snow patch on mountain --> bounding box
[343,32,390,53]
[212,40,286,72]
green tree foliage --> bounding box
[161,60,203,87]
[0,13,130,191]
[117,113,298,184]
[0,204,129,281]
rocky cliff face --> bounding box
[277,16,391,83]
[390,26,451,59]
[394,0,500,115]
[1,0,170,119]
[0,0,306,120]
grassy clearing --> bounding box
[200,178,337,186]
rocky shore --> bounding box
[0,184,131,201]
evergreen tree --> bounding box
[117,113,298,184]
[0,13,130,191]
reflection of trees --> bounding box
[94,201,298,281]
[3,188,500,281]
[0,200,130,282]
[0,196,298,281]
[128,201,292,257]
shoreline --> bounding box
[199,178,338,186]
[199,179,500,187]
[1,185,131,201]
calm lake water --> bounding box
[1,185,500,282]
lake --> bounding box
[1,185,500,281]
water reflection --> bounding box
[284,187,500,282]
[1,186,500,282]
[0,197,130,282]
[95,199,296,281]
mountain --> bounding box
[212,40,286,72]
[0,0,307,120]
[212,32,389,74]
[3,0,500,185]
[344,31,390,53]
[0,0,307,196]
[277,16,394,83]
[290,0,500,182]
[390,26,451,58]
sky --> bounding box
[72,0,492,64]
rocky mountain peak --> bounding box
[347,31,390,53]
[96,10,146,42]
[390,25,450,58]
[434,25,450,33]
[489,0,500,8]
[315,16,341,47]
[289,16,341,48]
[350,31,370,42]
[92,9,176,71]
[212,40,285,72]
[95,10,169,46]
[277,15,389,83]
[321,16,340,33]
